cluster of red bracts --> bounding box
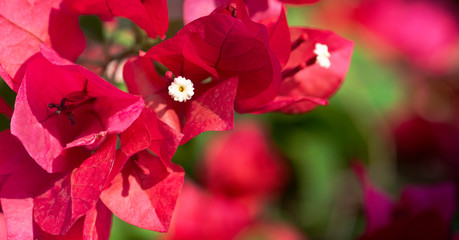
[0,0,352,239]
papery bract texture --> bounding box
[82,201,112,240]
[100,150,184,232]
[65,0,169,38]
[120,107,183,162]
[33,135,116,235]
[0,0,85,92]
[11,46,144,173]
[0,154,61,239]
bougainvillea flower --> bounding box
[124,55,238,144]
[210,3,352,114]
[152,6,282,113]
[161,181,251,240]
[0,135,113,239]
[125,4,282,142]
[11,46,144,173]
[202,120,287,204]
[65,0,169,38]
[251,27,353,114]
[0,0,86,92]
[100,150,184,232]
[353,0,459,73]
[353,163,457,240]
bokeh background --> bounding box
[1,0,458,239]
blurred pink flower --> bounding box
[162,182,251,240]
[202,120,287,204]
[354,0,459,73]
[354,163,457,240]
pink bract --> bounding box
[65,0,169,38]
[11,46,144,173]
[124,45,239,144]
[0,0,85,92]
[252,27,353,114]
[100,150,184,232]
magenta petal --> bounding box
[64,0,113,20]
[145,36,216,82]
[33,136,116,235]
[398,183,456,224]
[11,49,144,173]
[0,160,57,240]
[123,56,168,96]
[34,218,84,240]
[181,77,238,144]
[108,0,169,38]
[121,108,183,162]
[83,201,112,240]
[0,213,6,240]
[353,163,395,234]
[183,0,226,24]
[0,0,85,91]
[123,56,181,130]
[254,27,353,114]
[262,7,291,68]
[100,151,184,232]
[66,0,169,38]
[70,135,116,223]
[184,14,282,111]
[0,130,28,175]
[1,198,34,240]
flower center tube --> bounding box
[46,81,94,125]
[282,42,332,79]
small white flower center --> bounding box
[168,76,195,102]
[313,43,331,69]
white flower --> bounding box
[313,43,331,69]
[168,76,195,102]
